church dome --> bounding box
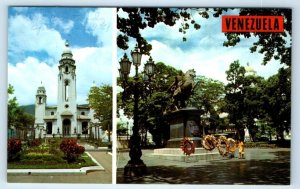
[61,40,73,59]
[37,82,45,91]
[245,62,257,76]
[38,86,45,91]
[36,82,46,95]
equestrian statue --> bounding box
[168,69,197,110]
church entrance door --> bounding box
[62,119,71,137]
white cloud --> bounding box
[117,8,129,19]
[52,17,74,33]
[139,9,222,49]
[8,57,57,105]
[73,46,112,104]
[8,13,65,63]
[84,8,113,47]
[149,39,283,84]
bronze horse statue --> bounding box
[168,69,197,110]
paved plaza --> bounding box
[117,148,290,184]
[7,151,112,184]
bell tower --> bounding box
[35,83,47,122]
[35,83,47,138]
[57,41,77,136]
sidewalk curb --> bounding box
[7,152,105,175]
[7,165,104,175]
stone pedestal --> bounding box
[166,107,202,148]
[152,107,221,162]
[153,148,220,162]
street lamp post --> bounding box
[119,45,155,177]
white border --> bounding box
[1,1,299,189]
[112,7,117,185]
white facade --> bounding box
[34,42,95,138]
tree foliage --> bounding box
[139,63,182,146]
[223,61,247,139]
[118,62,182,146]
[224,60,266,140]
[242,75,266,141]
[87,85,112,132]
[8,84,19,129]
[188,76,225,131]
[263,67,291,140]
[117,8,291,66]
[8,84,34,138]
[117,121,128,136]
[117,8,225,55]
[223,60,291,141]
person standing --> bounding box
[238,139,245,159]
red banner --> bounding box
[222,16,284,33]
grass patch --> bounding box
[8,152,97,169]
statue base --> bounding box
[153,148,220,162]
[167,137,202,148]
[165,107,202,148]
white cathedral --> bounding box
[34,42,97,139]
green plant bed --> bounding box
[21,153,66,163]
[8,153,97,169]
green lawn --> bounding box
[8,153,97,169]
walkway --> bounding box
[117,148,290,184]
[7,151,112,183]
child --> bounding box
[238,139,245,159]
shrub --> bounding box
[28,139,42,147]
[48,139,63,155]
[60,139,85,163]
[8,138,22,162]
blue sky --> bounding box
[117,8,287,85]
[8,7,113,105]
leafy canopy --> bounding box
[87,84,112,131]
[118,8,291,66]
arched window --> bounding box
[39,97,42,104]
[65,80,69,101]
[65,66,69,73]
